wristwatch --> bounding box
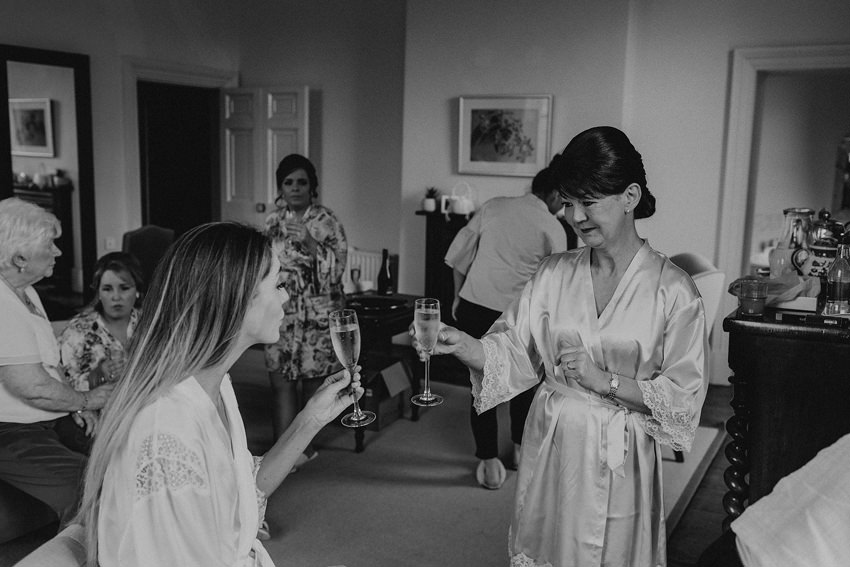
[605,372,620,402]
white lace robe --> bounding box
[98,375,272,566]
[472,242,708,567]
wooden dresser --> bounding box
[722,310,850,529]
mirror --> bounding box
[0,44,96,303]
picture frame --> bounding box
[8,98,54,157]
[458,95,552,177]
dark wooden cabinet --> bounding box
[721,311,850,529]
[13,184,74,290]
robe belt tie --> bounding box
[543,376,630,477]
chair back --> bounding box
[669,252,726,338]
[122,224,175,284]
[14,523,86,566]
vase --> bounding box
[422,198,437,212]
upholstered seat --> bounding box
[122,224,175,283]
[669,252,726,463]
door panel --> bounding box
[221,86,308,228]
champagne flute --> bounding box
[330,309,376,427]
[411,298,444,407]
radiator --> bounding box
[342,247,384,292]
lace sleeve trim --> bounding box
[637,379,697,452]
[471,337,510,415]
[135,432,208,500]
[252,455,268,523]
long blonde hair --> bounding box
[76,222,272,566]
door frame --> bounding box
[715,44,850,383]
[121,57,238,229]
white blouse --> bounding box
[98,375,272,567]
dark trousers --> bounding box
[0,416,89,525]
[455,298,538,460]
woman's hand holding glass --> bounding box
[410,298,445,407]
[100,346,126,384]
[283,218,318,254]
[329,309,376,427]
[302,365,365,427]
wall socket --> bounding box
[105,237,117,250]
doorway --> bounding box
[137,80,219,236]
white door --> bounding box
[220,86,309,228]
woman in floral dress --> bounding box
[58,252,143,447]
[264,154,347,460]
[59,252,143,391]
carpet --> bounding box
[259,383,725,567]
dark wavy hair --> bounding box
[550,126,656,219]
[274,153,318,208]
[89,252,146,313]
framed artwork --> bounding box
[9,98,54,157]
[458,95,552,177]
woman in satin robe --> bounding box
[420,126,708,566]
[74,223,364,567]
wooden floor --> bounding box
[667,383,734,567]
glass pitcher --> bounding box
[769,207,814,278]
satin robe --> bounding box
[472,242,708,567]
[98,376,272,567]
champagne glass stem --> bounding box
[423,354,431,398]
[348,365,365,419]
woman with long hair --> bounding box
[264,153,347,470]
[76,222,362,566]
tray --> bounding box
[348,296,408,312]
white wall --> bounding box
[400,0,630,293]
[625,0,850,265]
[5,0,850,312]
[750,72,850,264]
[238,0,406,257]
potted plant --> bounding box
[422,187,439,212]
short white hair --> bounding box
[0,197,61,269]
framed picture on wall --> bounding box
[458,95,552,177]
[9,98,54,157]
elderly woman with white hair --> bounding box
[0,197,115,527]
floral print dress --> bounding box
[58,309,139,391]
[264,204,347,381]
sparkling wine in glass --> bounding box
[330,309,375,428]
[411,298,444,407]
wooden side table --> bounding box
[722,310,850,529]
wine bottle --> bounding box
[377,248,393,295]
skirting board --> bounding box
[662,425,726,536]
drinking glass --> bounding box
[107,345,126,383]
[329,309,376,427]
[411,298,444,407]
